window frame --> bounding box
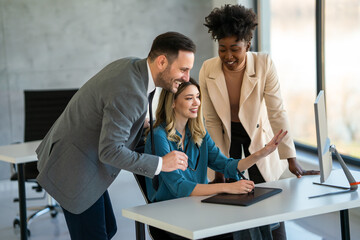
[256,0,360,166]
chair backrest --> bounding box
[133,129,153,204]
[133,133,170,239]
[24,89,78,141]
[19,89,78,180]
[133,174,151,204]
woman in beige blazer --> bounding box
[200,4,319,239]
[200,52,296,182]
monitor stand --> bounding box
[310,145,359,199]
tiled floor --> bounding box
[1,170,359,240]
[0,170,150,240]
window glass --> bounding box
[269,0,360,159]
[270,1,317,147]
[325,0,360,159]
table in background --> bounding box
[0,140,41,240]
[123,169,360,240]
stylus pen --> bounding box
[237,169,255,194]
[237,169,248,180]
[237,145,254,193]
[237,145,249,181]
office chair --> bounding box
[133,134,169,240]
[133,175,173,240]
[11,89,78,235]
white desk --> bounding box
[123,169,360,240]
[0,140,41,240]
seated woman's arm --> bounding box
[236,129,287,171]
[190,180,255,196]
[191,130,288,196]
[188,132,254,196]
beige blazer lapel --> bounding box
[206,58,231,140]
[239,53,259,108]
[239,53,259,129]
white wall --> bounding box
[0,0,215,178]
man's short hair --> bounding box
[148,32,196,63]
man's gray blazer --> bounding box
[36,58,159,214]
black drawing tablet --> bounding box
[201,187,282,206]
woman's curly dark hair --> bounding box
[204,4,258,42]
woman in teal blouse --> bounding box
[145,78,286,239]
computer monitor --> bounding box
[311,90,358,198]
[314,90,332,183]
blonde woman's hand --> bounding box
[225,180,255,194]
[261,129,288,156]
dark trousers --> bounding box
[62,190,117,240]
[230,122,286,240]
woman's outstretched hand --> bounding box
[237,129,288,172]
[262,129,288,156]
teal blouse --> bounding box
[145,123,241,202]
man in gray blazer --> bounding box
[36,32,195,240]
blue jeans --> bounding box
[62,190,117,240]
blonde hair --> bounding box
[149,78,206,148]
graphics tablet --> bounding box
[201,187,282,206]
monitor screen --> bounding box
[314,90,332,183]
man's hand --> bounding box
[288,157,320,178]
[162,151,188,172]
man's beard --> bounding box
[156,66,178,93]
